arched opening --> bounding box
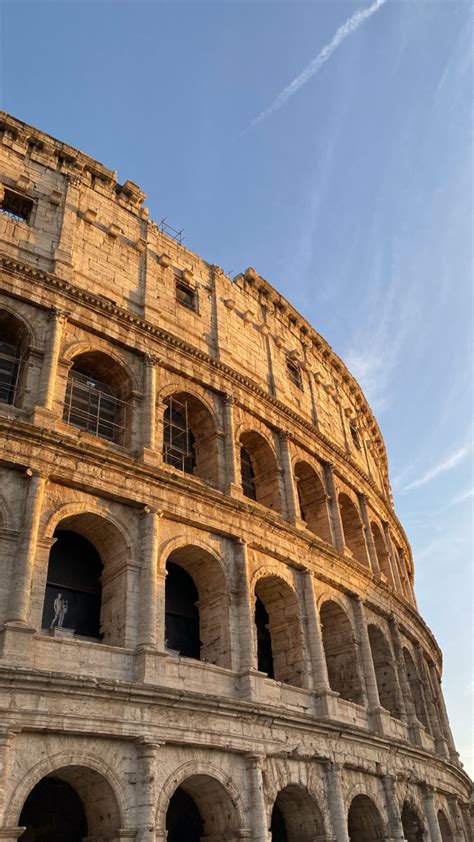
[18,765,121,841]
[347,794,384,842]
[368,624,401,719]
[339,493,369,568]
[371,522,394,586]
[239,431,281,511]
[320,600,363,705]
[403,648,429,729]
[165,774,240,842]
[163,391,219,486]
[41,530,103,639]
[0,309,29,407]
[401,802,424,842]
[165,546,230,668]
[270,785,325,842]
[63,351,132,445]
[294,461,332,544]
[438,810,454,842]
[41,513,130,647]
[254,576,306,688]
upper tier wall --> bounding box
[0,111,390,500]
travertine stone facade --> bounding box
[0,111,471,841]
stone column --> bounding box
[235,541,258,698]
[325,762,350,842]
[323,463,344,550]
[428,663,459,764]
[6,471,46,626]
[388,616,423,743]
[53,174,80,280]
[37,308,67,412]
[279,431,299,523]
[382,775,405,841]
[135,740,160,842]
[358,494,380,576]
[223,395,241,496]
[415,646,448,756]
[245,754,269,842]
[423,787,443,842]
[136,507,160,649]
[142,355,159,457]
[448,796,468,842]
[351,595,382,724]
[301,572,331,693]
[382,524,403,593]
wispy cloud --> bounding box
[449,487,474,507]
[401,447,470,493]
[249,0,387,129]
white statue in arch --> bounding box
[50,592,68,629]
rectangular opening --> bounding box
[176,279,197,311]
[286,357,303,390]
[0,187,33,223]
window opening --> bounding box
[165,562,200,659]
[296,481,308,522]
[349,421,361,450]
[63,368,126,443]
[0,187,33,222]
[166,787,204,842]
[176,278,197,311]
[286,357,303,390]
[163,397,196,474]
[255,596,274,677]
[0,340,21,404]
[241,446,257,500]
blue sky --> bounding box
[1,0,472,772]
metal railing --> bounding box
[0,349,21,405]
[63,373,127,443]
[163,396,195,473]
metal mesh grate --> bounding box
[63,370,126,443]
[163,396,196,474]
[0,342,21,405]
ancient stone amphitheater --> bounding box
[0,111,471,842]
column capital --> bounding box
[223,392,235,406]
[245,752,265,768]
[144,353,160,367]
[279,429,291,442]
[49,306,69,324]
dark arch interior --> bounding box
[255,595,274,678]
[347,795,384,842]
[41,530,103,638]
[165,561,200,659]
[271,803,288,842]
[241,446,257,500]
[402,802,424,842]
[163,400,196,474]
[18,776,88,842]
[0,310,29,405]
[438,810,454,842]
[64,351,129,443]
[166,786,204,842]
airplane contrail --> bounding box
[249,0,388,129]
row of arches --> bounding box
[40,517,433,735]
[14,762,460,842]
[0,308,412,602]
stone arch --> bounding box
[338,493,369,568]
[7,753,126,835]
[63,347,134,445]
[270,784,326,842]
[161,387,220,486]
[239,428,282,511]
[347,793,385,842]
[401,800,425,842]
[403,647,429,729]
[254,572,306,688]
[367,623,401,719]
[320,599,363,705]
[371,521,394,586]
[43,506,133,647]
[0,306,32,407]
[156,761,244,842]
[62,339,138,389]
[293,460,332,544]
[438,810,454,842]
[164,543,231,667]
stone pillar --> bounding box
[278,431,299,523]
[325,762,350,842]
[388,616,423,741]
[142,355,159,457]
[235,541,258,698]
[323,463,344,550]
[448,796,468,842]
[382,524,403,593]
[37,308,67,412]
[245,754,269,842]
[358,494,380,576]
[423,787,443,842]
[351,595,382,726]
[428,663,459,764]
[382,775,405,841]
[301,572,339,719]
[415,646,448,756]
[6,471,46,626]
[136,507,160,649]
[135,740,160,842]
[223,395,241,496]
[53,174,80,280]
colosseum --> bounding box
[0,110,471,842]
